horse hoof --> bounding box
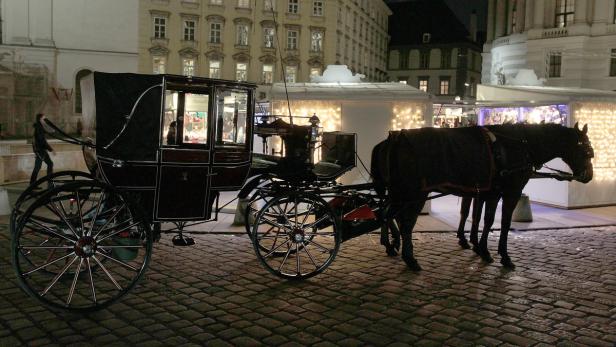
[402,256,422,271]
[500,256,516,269]
[385,246,398,257]
[458,238,471,250]
[480,252,494,263]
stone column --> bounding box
[495,0,507,38]
[524,0,534,31]
[592,0,609,24]
[516,0,527,33]
[487,0,497,41]
[533,0,544,29]
[574,0,588,25]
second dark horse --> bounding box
[371,123,594,270]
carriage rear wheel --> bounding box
[12,180,152,313]
[11,171,94,237]
[250,192,340,280]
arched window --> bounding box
[74,69,92,114]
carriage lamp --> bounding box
[309,113,321,142]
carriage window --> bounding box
[216,90,248,145]
[183,93,209,145]
[163,90,179,145]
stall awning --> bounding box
[269,82,431,101]
[477,85,616,105]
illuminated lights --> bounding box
[391,103,426,130]
[574,103,616,181]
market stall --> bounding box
[477,84,616,208]
[264,78,432,184]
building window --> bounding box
[610,49,616,77]
[549,54,562,78]
[287,30,298,50]
[439,78,450,95]
[422,33,431,43]
[183,58,195,76]
[399,51,408,69]
[288,0,299,14]
[441,49,451,69]
[418,78,428,92]
[470,77,476,96]
[420,51,429,69]
[262,64,274,83]
[264,28,275,48]
[555,0,575,28]
[310,67,321,78]
[285,66,297,82]
[183,20,196,41]
[265,0,276,10]
[237,24,249,46]
[210,0,223,4]
[313,1,323,16]
[237,0,250,8]
[74,69,92,114]
[153,56,166,74]
[310,31,323,52]
[209,60,221,78]
[236,62,248,81]
[153,16,166,39]
[210,23,222,43]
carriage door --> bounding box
[156,88,212,220]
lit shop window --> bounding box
[183,93,209,145]
[209,60,221,78]
[153,56,166,74]
[310,67,321,78]
[285,66,297,83]
[236,62,248,81]
[262,64,274,84]
[182,58,195,77]
[216,90,248,146]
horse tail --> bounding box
[371,139,388,198]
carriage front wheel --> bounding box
[250,192,340,280]
[11,180,152,312]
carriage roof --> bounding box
[81,72,256,162]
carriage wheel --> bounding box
[11,171,93,237]
[12,180,152,312]
[251,192,340,280]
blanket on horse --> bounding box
[389,127,495,193]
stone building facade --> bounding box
[138,0,391,84]
[0,0,139,137]
[483,0,616,90]
[386,0,483,103]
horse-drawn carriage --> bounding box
[10,73,390,312]
[10,73,595,313]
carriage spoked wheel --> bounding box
[251,192,340,280]
[10,171,94,237]
[11,180,152,312]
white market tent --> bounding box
[477,84,616,208]
[267,81,432,183]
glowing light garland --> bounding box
[574,103,616,181]
[391,103,427,130]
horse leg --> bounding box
[457,197,472,249]
[380,222,397,256]
[380,205,400,257]
[469,197,484,249]
[390,218,401,253]
[397,200,425,271]
[498,194,520,269]
[476,197,498,263]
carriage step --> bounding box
[172,234,195,246]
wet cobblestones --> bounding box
[1,226,615,346]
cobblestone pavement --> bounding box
[1,225,615,347]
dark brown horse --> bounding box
[372,124,594,270]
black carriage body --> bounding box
[82,72,256,222]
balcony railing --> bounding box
[542,27,568,38]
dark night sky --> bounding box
[385,0,488,33]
